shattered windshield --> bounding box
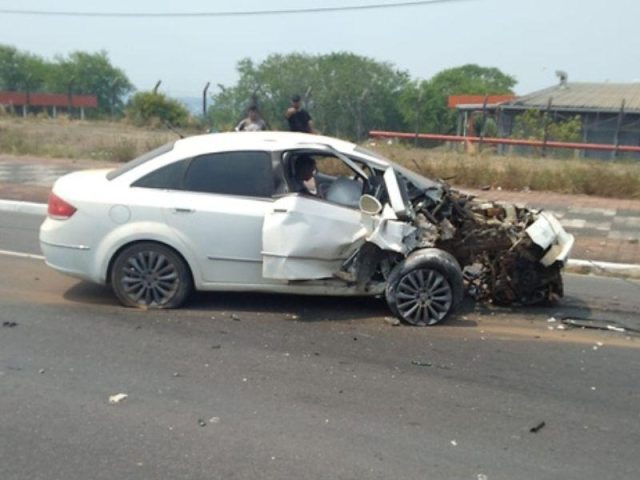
[354,145,441,191]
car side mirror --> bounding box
[359,194,383,215]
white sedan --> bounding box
[40,132,574,325]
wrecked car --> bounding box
[40,132,574,325]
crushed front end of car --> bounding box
[336,167,574,325]
[409,183,574,306]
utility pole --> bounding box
[153,80,162,94]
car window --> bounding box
[131,159,190,190]
[106,142,175,180]
[183,151,273,197]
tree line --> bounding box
[0,44,133,115]
[1,44,520,138]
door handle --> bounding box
[172,208,195,214]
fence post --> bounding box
[479,94,489,152]
[202,81,210,120]
[612,99,626,160]
[153,80,162,94]
[542,97,553,157]
[414,89,423,147]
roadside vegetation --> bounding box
[1,116,638,199]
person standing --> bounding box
[285,94,314,133]
[235,105,267,132]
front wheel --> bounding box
[111,242,193,309]
[385,249,464,326]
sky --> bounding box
[1,0,639,100]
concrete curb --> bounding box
[1,198,639,277]
[566,259,640,279]
[0,199,47,216]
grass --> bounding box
[0,116,196,162]
[1,116,639,199]
[369,142,640,199]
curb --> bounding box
[1,199,639,277]
[566,259,640,279]
[0,199,47,216]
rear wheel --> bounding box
[111,242,192,309]
[385,249,463,326]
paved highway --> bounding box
[1,210,639,480]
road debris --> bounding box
[198,418,207,427]
[211,344,222,350]
[529,421,546,433]
[231,314,241,321]
[384,317,401,326]
[209,416,220,424]
[2,321,18,327]
[450,440,458,446]
[477,475,488,480]
[412,360,432,367]
[108,393,128,404]
[38,368,46,374]
[560,317,640,335]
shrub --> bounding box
[125,92,190,127]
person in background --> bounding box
[235,105,267,132]
[285,94,314,133]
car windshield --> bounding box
[354,145,441,190]
[106,142,175,180]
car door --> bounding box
[262,149,373,280]
[163,150,277,285]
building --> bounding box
[453,81,640,159]
[0,91,98,119]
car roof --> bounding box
[172,131,389,167]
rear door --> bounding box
[163,150,277,284]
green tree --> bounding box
[513,109,582,142]
[125,91,190,127]
[401,64,517,134]
[0,44,48,92]
[210,52,410,140]
[45,50,133,116]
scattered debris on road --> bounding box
[384,317,401,326]
[108,393,128,404]
[198,418,207,427]
[529,421,546,433]
[2,321,17,327]
[412,360,432,367]
[560,317,640,335]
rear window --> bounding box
[106,142,175,180]
[184,151,273,197]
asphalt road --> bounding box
[1,211,639,480]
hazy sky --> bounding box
[1,0,638,98]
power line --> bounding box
[0,0,470,18]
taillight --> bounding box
[48,192,77,219]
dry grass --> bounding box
[1,116,639,199]
[0,116,198,162]
[369,143,640,199]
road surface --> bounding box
[1,210,639,480]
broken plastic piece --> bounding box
[108,393,128,404]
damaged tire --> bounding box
[111,242,193,309]
[385,248,463,326]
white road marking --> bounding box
[0,249,45,261]
[0,199,47,216]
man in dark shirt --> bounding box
[285,94,314,133]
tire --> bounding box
[111,242,193,309]
[385,248,464,326]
